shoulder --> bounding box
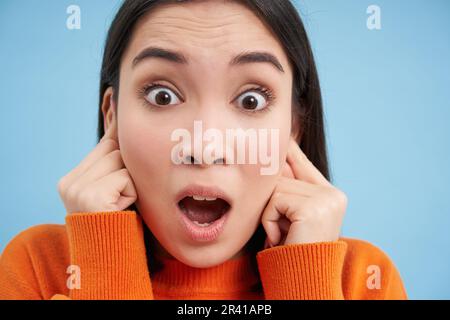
[340,237,393,263]
[2,223,69,260]
[0,224,70,299]
[339,237,407,299]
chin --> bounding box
[171,243,239,268]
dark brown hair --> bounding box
[97,0,330,291]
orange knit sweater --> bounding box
[0,211,407,300]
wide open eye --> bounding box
[145,85,182,107]
[236,89,271,112]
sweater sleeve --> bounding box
[0,229,45,300]
[256,240,348,300]
[340,237,408,300]
[65,211,154,300]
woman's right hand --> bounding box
[57,121,137,214]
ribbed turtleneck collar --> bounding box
[150,253,262,299]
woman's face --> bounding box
[112,1,295,267]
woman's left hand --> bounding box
[261,138,348,247]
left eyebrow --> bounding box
[229,50,285,73]
[132,46,285,73]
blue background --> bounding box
[0,0,449,299]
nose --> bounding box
[180,142,226,167]
[184,154,225,165]
[172,121,230,167]
[173,99,232,167]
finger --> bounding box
[73,150,124,189]
[261,191,308,245]
[278,215,291,235]
[59,139,119,192]
[93,169,137,211]
[276,176,318,197]
[287,139,331,186]
[263,237,272,249]
[100,118,118,143]
[263,216,290,249]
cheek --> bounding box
[236,118,291,218]
[117,110,174,193]
[248,106,291,177]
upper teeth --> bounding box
[192,195,217,201]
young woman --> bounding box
[0,0,407,300]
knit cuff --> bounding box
[256,240,348,300]
[65,211,153,300]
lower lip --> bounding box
[177,205,230,242]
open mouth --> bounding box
[177,196,231,227]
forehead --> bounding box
[123,1,289,68]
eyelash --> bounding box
[137,81,276,114]
[239,86,276,114]
[137,82,184,109]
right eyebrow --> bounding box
[132,46,188,68]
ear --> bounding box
[281,158,295,179]
[290,106,303,144]
[101,87,118,139]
